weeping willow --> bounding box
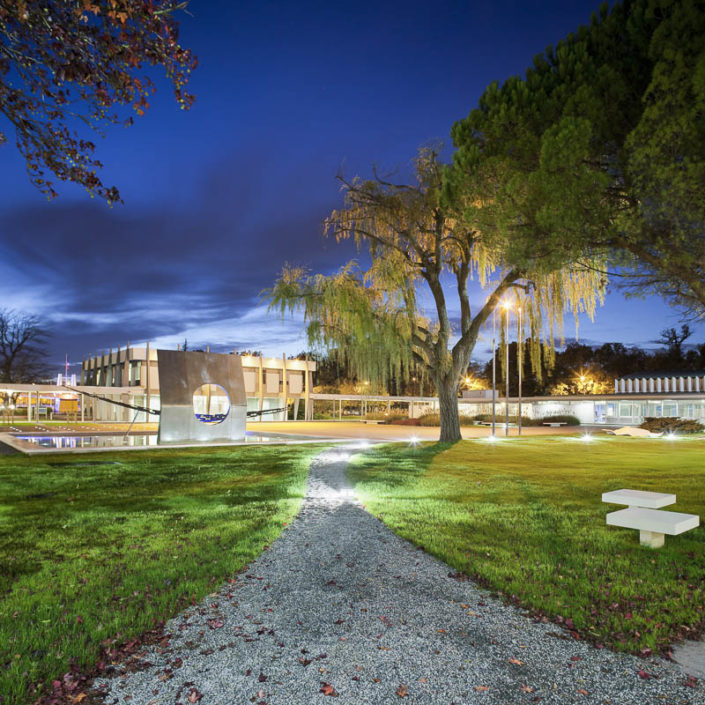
[266,147,606,441]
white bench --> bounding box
[603,489,699,548]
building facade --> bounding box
[79,345,317,422]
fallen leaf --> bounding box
[570,656,581,662]
[637,669,653,680]
[187,688,203,703]
[320,682,338,697]
[396,684,408,697]
[474,685,489,691]
[577,689,589,695]
[509,658,524,665]
[521,684,534,693]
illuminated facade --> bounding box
[79,344,316,422]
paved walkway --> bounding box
[99,448,701,705]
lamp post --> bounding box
[518,306,522,436]
[491,308,497,437]
[504,303,510,436]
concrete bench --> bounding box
[602,489,675,508]
[606,507,699,548]
[603,488,699,547]
[543,421,567,427]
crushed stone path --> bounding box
[99,447,702,704]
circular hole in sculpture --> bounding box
[193,384,230,425]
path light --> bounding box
[486,434,498,443]
[581,433,593,442]
[409,435,420,447]
[665,432,678,441]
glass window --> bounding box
[663,402,677,417]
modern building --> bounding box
[79,344,317,422]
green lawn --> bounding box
[348,435,705,654]
[0,444,322,705]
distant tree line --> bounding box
[478,325,705,397]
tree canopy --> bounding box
[450,0,705,319]
[268,148,604,442]
[0,0,196,203]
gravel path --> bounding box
[99,447,702,705]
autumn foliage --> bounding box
[0,1,196,202]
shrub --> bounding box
[640,417,705,434]
[471,413,580,426]
[413,413,479,427]
[364,412,408,423]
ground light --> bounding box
[665,432,678,441]
[486,434,498,443]
[581,433,593,442]
[409,435,420,447]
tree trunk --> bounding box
[438,377,461,443]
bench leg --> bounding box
[639,530,665,548]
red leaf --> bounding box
[320,682,338,697]
[637,669,652,680]
[187,688,203,703]
[521,684,535,693]
[577,689,589,695]
[396,684,408,697]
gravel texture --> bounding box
[98,447,703,705]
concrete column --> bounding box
[614,379,619,393]
[633,379,640,393]
[696,377,701,392]
[124,342,130,387]
[649,378,655,393]
[619,379,626,393]
[145,342,151,420]
[688,376,693,392]
[304,356,312,421]
[657,378,662,392]
[627,379,633,393]
[281,353,288,422]
[258,354,264,415]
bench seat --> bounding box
[602,489,676,508]
[607,507,699,548]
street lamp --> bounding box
[491,307,497,437]
[503,302,510,436]
[517,306,522,436]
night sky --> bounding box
[1,0,702,375]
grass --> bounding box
[348,435,705,654]
[0,444,323,705]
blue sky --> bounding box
[0,0,701,372]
